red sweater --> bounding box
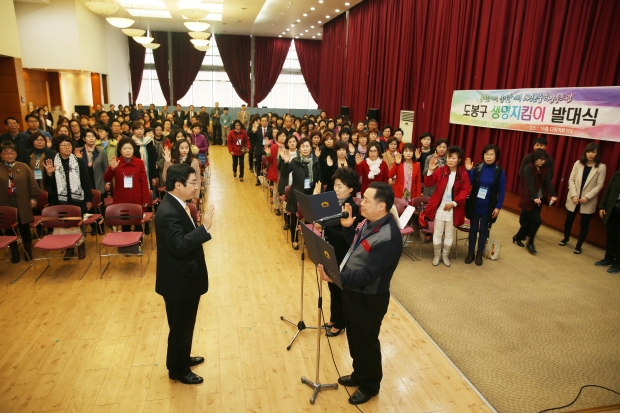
[424,165,471,226]
[355,159,390,196]
[266,143,284,182]
[227,129,250,156]
[388,161,421,202]
[103,156,151,210]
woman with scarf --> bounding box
[0,141,41,263]
[103,137,151,233]
[279,135,299,231]
[43,136,92,260]
[76,129,108,235]
[227,120,250,182]
[383,137,399,184]
[265,129,288,216]
[423,138,448,196]
[279,137,321,249]
[319,132,337,191]
[513,149,557,255]
[389,143,422,203]
[162,139,202,204]
[355,141,389,196]
[130,123,158,193]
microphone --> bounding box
[315,211,349,225]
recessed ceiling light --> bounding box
[318,0,323,3]
[303,13,307,16]
[310,7,315,10]
[326,15,330,18]
[335,9,340,12]
[286,28,290,31]
[282,31,285,34]
[296,19,300,22]
[345,2,350,5]
[300,33,303,36]
[305,29,308,32]
[318,33,321,35]
[318,20,322,23]
[312,36,315,38]
[279,35,282,37]
[295,36,299,38]
[291,23,295,26]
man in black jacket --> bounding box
[519,137,555,180]
[250,114,271,186]
[173,104,186,129]
[1,117,31,158]
[155,163,215,385]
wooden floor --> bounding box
[0,146,493,413]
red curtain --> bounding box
[254,37,292,105]
[320,0,620,201]
[152,31,170,105]
[294,39,322,105]
[318,16,348,117]
[170,32,206,104]
[215,34,252,104]
[128,37,146,104]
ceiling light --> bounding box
[194,45,210,51]
[326,15,330,18]
[143,43,160,49]
[122,28,146,37]
[300,33,303,36]
[291,24,295,27]
[335,9,340,12]
[188,31,211,39]
[310,7,315,10]
[296,19,300,22]
[318,33,321,35]
[106,17,135,28]
[303,13,307,16]
[295,36,299,38]
[184,21,210,31]
[278,35,282,37]
[305,29,308,32]
[312,36,315,38]
[318,20,322,23]
[85,1,119,15]
[126,9,172,18]
[133,36,154,44]
[190,39,210,46]
[345,2,350,5]
[286,28,290,31]
[319,0,324,3]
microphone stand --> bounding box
[280,221,317,350]
[301,220,338,404]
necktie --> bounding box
[184,204,194,225]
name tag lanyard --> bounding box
[34,157,43,180]
[123,165,136,189]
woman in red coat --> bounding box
[264,129,288,215]
[424,146,471,267]
[355,141,389,196]
[389,143,422,203]
[103,137,151,232]
[227,120,250,182]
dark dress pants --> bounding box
[563,205,593,249]
[213,124,221,145]
[604,208,620,262]
[328,282,346,329]
[343,290,390,395]
[164,295,200,376]
[232,155,245,178]
[248,148,254,170]
[515,206,542,243]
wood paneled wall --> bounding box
[0,56,27,130]
[91,72,102,107]
[22,69,49,111]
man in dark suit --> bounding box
[249,114,271,186]
[198,106,210,134]
[155,163,215,385]
[173,104,185,129]
[185,105,197,125]
[148,103,159,121]
[1,117,31,158]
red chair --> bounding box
[144,190,158,250]
[99,203,149,278]
[29,191,49,239]
[393,198,416,261]
[453,219,471,258]
[0,206,31,283]
[33,205,90,282]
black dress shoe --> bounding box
[169,371,203,385]
[283,224,290,230]
[464,250,475,264]
[595,258,615,267]
[526,243,537,255]
[275,209,282,216]
[326,327,345,337]
[255,181,261,186]
[189,356,204,366]
[348,389,377,405]
[512,236,525,247]
[337,375,360,387]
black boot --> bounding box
[23,243,32,262]
[78,244,86,260]
[9,243,20,263]
[475,251,484,266]
[464,250,475,264]
[63,248,75,260]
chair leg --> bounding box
[33,256,51,283]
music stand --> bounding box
[299,223,339,403]
[279,191,340,350]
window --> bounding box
[135,39,317,109]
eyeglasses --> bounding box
[2,151,17,156]
[59,143,73,148]
[186,181,199,187]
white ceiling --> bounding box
[73,0,363,38]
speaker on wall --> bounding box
[340,106,350,116]
[367,108,380,124]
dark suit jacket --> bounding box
[185,111,198,123]
[0,132,31,158]
[155,194,211,300]
[250,126,272,158]
[198,112,210,128]
[173,111,186,128]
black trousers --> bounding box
[254,151,263,181]
[604,208,620,262]
[328,282,346,329]
[232,155,245,178]
[563,206,593,249]
[164,295,200,376]
[515,206,542,243]
[212,124,221,144]
[343,290,390,395]
[248,148,254,170]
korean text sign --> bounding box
[449,87,620,142]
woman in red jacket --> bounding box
[389,143,421,203]
[227,120,250,182]
[103,137,151,232]
[355,141,389,196]
[424,146,471,267]
[264,129,288,215]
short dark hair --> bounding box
[4,116,18,126]
[231,119,244,129]
[402,143,416,157]
[531,149,548,162]
[580,143,601,167]
[334,140,348,151]
[368,182,394,211]
[131,121,143,131]
[54,135,75,152]
[25,113,40,124]
[381,125,393,134]
[111,120,121,127]
[447,146,464,165]
[28,131,47,146]
[0,140,17,153]
[367,141,383,157]
[419,132,434,143]
[83,128,97,138]
[152,122,162,130]
[339,127,351,137]
[533,137,548,147]
[97,125,111,135]
[165,162,195,191]
[223,107,229,111]
[386,137,399,149]
[332,167,360,193]
[117,137,138,157]
[298,137,311,148]
[482,144,500,161]
[435,138,449,148]
[260,114,268,121]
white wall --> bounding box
[0,1,22,58]
[105,24,131,105]
[60,71,92,114]
[75,0,108,74]
[14,0,81,70]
